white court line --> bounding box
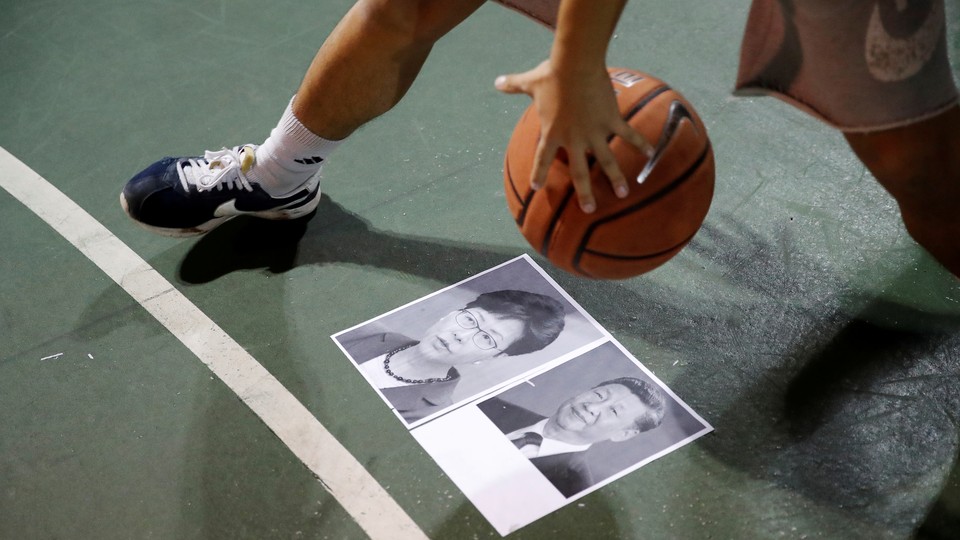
[0,146,427,540]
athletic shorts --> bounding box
[496,0,958,133]
[736,0,958,132]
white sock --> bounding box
[247,96,342,196]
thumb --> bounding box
[494,73,526,95]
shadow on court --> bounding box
[171,194,960,537]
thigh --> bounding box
[493,0,560,29]
[353,0,488,41]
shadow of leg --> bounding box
[916,445,960,539]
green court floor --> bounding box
[2,0,959,538]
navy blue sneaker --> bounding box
[121,145,321,237]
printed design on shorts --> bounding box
[865,0,944,82]
[738,0,803,94]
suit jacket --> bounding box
[478,397,594,497]
[342,331,460,423]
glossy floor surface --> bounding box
[2,1,959,538]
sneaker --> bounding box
[120,145,321,237]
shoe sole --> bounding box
[119,189,321,238]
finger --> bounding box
[567,151,596,214]
[530,139,558,191]
[494,74,526,95]
[615,123,655,157]
[593,144,629,199]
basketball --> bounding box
[503,68,715,279]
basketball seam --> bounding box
[517,189,536,227]
[582,227,700,261]
[504,154,523,204]
[572,141,712,274]
[504,154,534,227]
[537,83,671,262]
[540,187,576,256]
[623,85,672,124]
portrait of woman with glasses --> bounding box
[340,289,566,423]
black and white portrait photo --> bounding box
[335,257,711,534]
[412,341,711,534]
[479,341,710,498]
[333,256,606,424]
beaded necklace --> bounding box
[383,343,454,384]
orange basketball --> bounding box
[503,68,715,279]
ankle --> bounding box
[247,96,342,195]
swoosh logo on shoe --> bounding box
[214,198,241,217]
[214,192,314,217]
[865,0,944,82]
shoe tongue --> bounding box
[238,147,255,174]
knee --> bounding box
[845,107,960,213]
[352,0,466,45]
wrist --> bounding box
[551,35,608,75]
[550,0,625,71]
[548,52,609,83]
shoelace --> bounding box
[177,146,256,192]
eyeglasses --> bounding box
[455,309,501,351]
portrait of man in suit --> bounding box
[479,376,666,497]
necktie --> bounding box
[512,432,543,457]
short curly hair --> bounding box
[465,290,566,356]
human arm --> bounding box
[495,0,653,213]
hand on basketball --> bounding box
[496,60,654,214]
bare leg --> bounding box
[293,0,487,140]
[844,105,960,278]
[120,0,488,236]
